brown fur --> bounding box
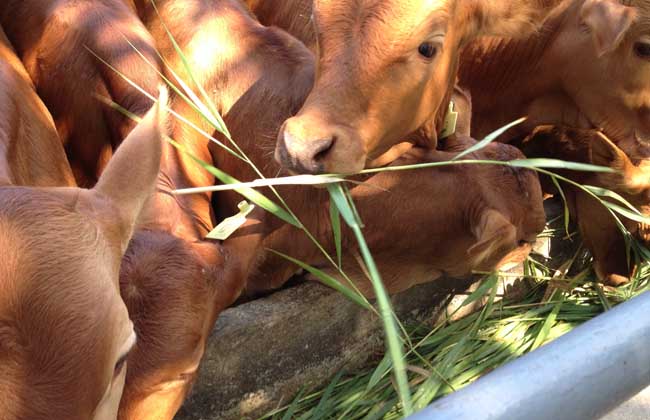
[0,0,161,187]
[243,0,317,51]
[458,0,650,284]
[265,0,564,174]
[0,26,75,188]
[459,0,650,152]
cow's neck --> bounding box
[458,0,574,139]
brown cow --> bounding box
[106,1,266,418]
[116,230,251,420]
[459,0,650,151]
[114,127,255,418]
[135,0,545,301]
[268,0,563,174]
[0,20,167,416]
[256,138,547,297]
[521,126,650,285]
[0,0,161,187]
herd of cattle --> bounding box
[0,0,649,419]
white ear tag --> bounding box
[439,101,458,139]
[206,200,256,240]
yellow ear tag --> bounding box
[439,101,458,139]
[206,200,256,240]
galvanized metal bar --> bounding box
[409,291,650,420]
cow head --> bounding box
[275,0,561,173]
[0,89,166,420]
[116,233,236,420]
[545,0,650,151]
[115,207,266,420]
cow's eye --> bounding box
[635,41,650,59]
[418,42,438,59]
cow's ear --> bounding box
[581,0,636,57]
[93,87,167,248]
[468,209,517,268]
[591,132,650,194]
[590,132,628,170]
[461,0,560,39]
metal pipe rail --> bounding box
[408,291,650,420]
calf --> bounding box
[114,123,255,419]
[459,0,650,153]
[260,138,547,297]
[0,0,161,187]
[0,20,167,417]
[269,0,563,174]
[522,126,650,285]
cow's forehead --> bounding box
[315,0,453,25]
[314,0,454,49]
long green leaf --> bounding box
[151,0,231,138]
[328,183,413,416]
[584,185,645,215]
[603,201,650,224]
[268,250,371,310]
[509,158,615,173]
[312,371,345,420]
[452,117,527,161]
[460,274,498,309]
[329,198,343,268]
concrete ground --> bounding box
[603,386,650,420]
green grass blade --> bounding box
[367,355,392,391]
[530,300,562,351]
[330,198,343,268]
[509,159,615,173]
[328,183,413,416]
[603,201,650,224]
[281,388,306,420]
[150,0,231,138]
[312,371,345,420]
[460,274,498,308]
[452,117,527,161]
[327,185,360,228]
[585,185,647,216]
[269,250,371,310]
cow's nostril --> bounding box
[312,136,335,163]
